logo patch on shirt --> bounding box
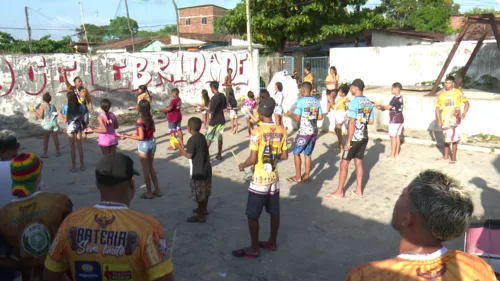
[75,261,102,281]
[95,214,115,229]
[68,227,139,257]
[21,223,51,257]
[103,264,133,281]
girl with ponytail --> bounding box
[87,99,119,155]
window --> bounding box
[186,18,191,26]
[202,17,207,25]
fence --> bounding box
[302,56,329,93]
[258,56,294,89]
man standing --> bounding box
[435,76,469,164]
[286,82,323,184]
[233,97,288,258]
[0,153,72,281]
[64,72,93,140]
[43,153,175,281]
[206,81,227,160]
[224,68,234,97]
[344,170,495,280]
[327,79,373,199]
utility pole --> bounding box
[79,2,91,56]
[124,0,135,52]
[171,0,182,51]
[245,0,252,55]
[24,7,33,54]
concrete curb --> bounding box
[369,133,500,155]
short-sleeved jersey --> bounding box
[0,192,72,268]
[45,204,173,281]
[434,88,468,128]
[166,97,182,123]
[303,73,314,84]
[389,94,404,124]
[333,97,350,112]
[348,96,375,141]
[249,123,288,191]
[68,85,90,110]
[137,93,151,105]
[344,249,495,281]
[293,96,323,136]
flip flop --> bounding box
[215,155,223,160]
[436,157,446,161]
[192,208,209,215]
[325,193,343,199]
[303,177,311,184]
[153,192,163,197]
[231,248,259,259]
[140,193,154,200]
[286,177,302,183]
[69,168,78,173]
[80,167,86,171]
[259,241,277,252]
[351,190,364,198]
[449,161,457,165]
[40,155,49,159]
[55,153,62,157]
[187,216,206,223]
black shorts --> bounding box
[342,139,368,161]
[245,192,280,219]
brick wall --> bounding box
[450,15,465,30]
[179,5,227,34]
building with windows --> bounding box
[178,4,228,34]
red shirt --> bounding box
[167,97,182,123]
[136,121,154,140]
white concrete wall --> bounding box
[0,50,258,128]
[371,31,429,47]
[330,41,500,87]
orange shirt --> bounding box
[45,204,173,281]
[0,192,72,275]
[344,249,495,281]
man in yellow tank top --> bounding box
[43,153,174,281]
[434,76,469,164]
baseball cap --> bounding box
[351,79,365,91]
[11,153,43,197]
[95,153,140,185]
[258,97,276,118]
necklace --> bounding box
[99,201,128,207]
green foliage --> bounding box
[381,0,460,34]
[464,7,500,16]
[137,25,177,37]
[108,16,139,40]
[218,0,393,54]
[0,33,73,54]
[76,24,109,43]
[416,67,499,90]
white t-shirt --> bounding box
[273,91,284,106]
[0,161,13,208]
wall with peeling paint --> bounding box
[0,50,259,129]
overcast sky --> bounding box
[1,0,498,40]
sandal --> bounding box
[449,161,457,165]
[286,177,302,183]
[41,155,49,159]
[231,248,259,258]
[192,208,209,215]
[259,241,277,252]
[215,155,223,160]
[153,192,163,197]
[187,216,206,223]
[140,193,154,200]
[69,168,78,173]
[325,193,343,199]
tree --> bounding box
[218,0,392,55]
[75,24,109,42]
[108,16,139,40]
[464,7,500,16]
[136,25,177,37]
[381,0,460,34]
[0,33,73,54]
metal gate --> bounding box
[259,56,294,89]
[302,56,329,93]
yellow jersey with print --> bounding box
[344,249,495,281]
[333,97,350,111]
[434,89,468,128]
[68,85,90,107]
[249,123,288,189]
[253,111,263,126]
[45,204,173,281]
[325,74,339,90]
[304,73,314,84]
[0,192,72,276]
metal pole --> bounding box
[124,0,135,52]
[245,0,253,55]
[171,0,182,51]
[79,2,91,56]
[456,31,488,88]
[25,7,32,54]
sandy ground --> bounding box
[14,112,500,281]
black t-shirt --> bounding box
[209,92,227,126]
[187,133,212,180]
[389,94,404,124]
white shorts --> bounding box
[389,123,404,137]
[201,110,207,115]
[274,106,283,115]
[443,127,460,143]
[230,110,237,119]
[334,110,347,124]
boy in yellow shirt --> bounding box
[329,84,350,152]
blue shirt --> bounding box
[348,96,374,141]
[293,96,323,135]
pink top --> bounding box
[244,99,256,109]
[98,112,118,147]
